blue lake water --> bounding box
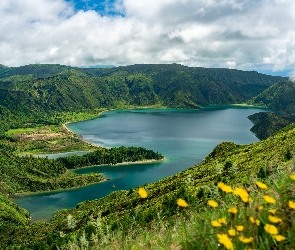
[13,106,268,221]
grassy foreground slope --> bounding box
[2,123,294,249]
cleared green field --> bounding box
[5,127,37,135]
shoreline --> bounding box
[231,103,268,108]
[62,121,102,149]
[11,178,109,197]
[11,158,165,198]
[71,157,166,170]
[200,103,268,109]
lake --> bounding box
[13,106,268,221]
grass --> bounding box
[59,168,295,249]
[5,127,38,135]
[3,124,99,155]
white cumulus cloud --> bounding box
[0,0,295,75]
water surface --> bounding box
[13,106,268,221]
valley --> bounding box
[0,64,294,249]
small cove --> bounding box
[13,106,269,221]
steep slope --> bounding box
[249,81,295,139]
[251,81,295,114]
[81,64,286,106]
[248,112,295,139]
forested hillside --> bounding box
[248,81,295,139]
[0,64,287,134]
[251,81,295,114]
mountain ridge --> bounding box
[0,64,287,134]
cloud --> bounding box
[289,70,295,82]
[0,0,295,74]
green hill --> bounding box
[248,112,295,140]
[251,81,295,114]
[248,81,295,139]
[0,64,286,134]
[0,64,72,79]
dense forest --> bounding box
[0,63,295,248]
[57,146,163,168]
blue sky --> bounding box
[66,0,121,16]
[0,0,295,78]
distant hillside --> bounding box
[251,81,295,114]
[248,81,295,139]
[0,64,287,134]
[248,112,295,139]
[0,64,71,79]
[79,64,286,103]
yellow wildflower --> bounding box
[289,201,295,209]
[249,216,255,224]
[241,196,252,203]
[256,181,267,189]
[138,187,148,198]
[258,205,264,211]
[239,236,254,244]
[228,229,236,236]
[233,187,249,201]
[256,219,260,226]
[264,224,278,235]
[218,218,227,224]
[290,174,295,181]
[217,234,234,250]
[208,200,218,208]
[177,198,188,208]
[274,235,286,242]
[249,216,260,226]
[228,207,238,214]
[211,220,222,227]
[233,187,248,196]
[268,209,276,214]
[268,215,282,224]
[236,225,244,232]
[217,182,233,193]
[263,195,276,204]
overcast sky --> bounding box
[1,0,295,76]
